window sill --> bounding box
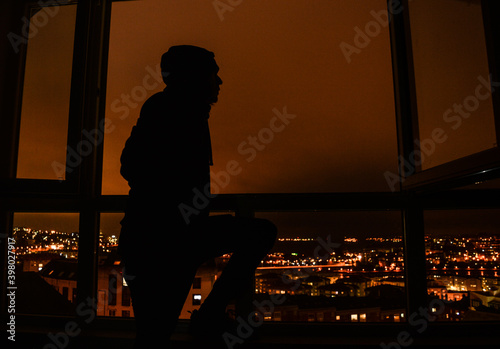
[15,315,500,349]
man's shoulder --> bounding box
[141,91,185,116]
[142,91,167,110]
[137,91,187,129]
[138,91,173,121]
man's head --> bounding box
[161,45,222,104]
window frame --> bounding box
[390,0,500,193]
[1,0,500,344]
[1,0,91,195]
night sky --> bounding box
[13,0,499,237]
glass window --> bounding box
[408,0,497,170]
[192,294,202,306]
[98,212,129,317]
[254,210,405,322]
[122,284,131,307]
[108,274,117,306]
[16,4,77,180]
[12,212,79,315]
[425,209,500,321]
[102,0,398,195]
[193,277,202,289]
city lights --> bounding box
[11,226,500,322]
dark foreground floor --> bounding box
[14,319,500,349]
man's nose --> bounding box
[217,75,223,85]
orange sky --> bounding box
[100,0,398,195]
[410,0,496,169]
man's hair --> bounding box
[161,45,216,85]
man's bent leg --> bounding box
[194,217,277,318]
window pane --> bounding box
[16,4,77,180]
[98,213,129,317]
[254,211,405,322]
[409,0,497,170]
[102,0,398,194]
[425,209,500,321]
[12,213,79,315]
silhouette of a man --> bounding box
[118,45,277,347]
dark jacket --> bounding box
[118,89,213,259]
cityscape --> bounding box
[10,226,500,322]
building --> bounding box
[38,254,219,319]
[319,283,358,297]
[255,272,313,296]
[39,259,78,303]
[470,290,500,314]
[301,275,330,296]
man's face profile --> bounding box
[206,65,223,104]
